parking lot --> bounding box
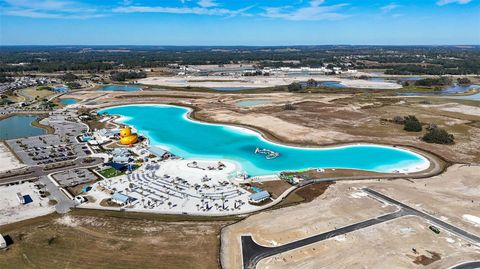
[41,111,88,137]
[6,134,89,165]
[52,168,98,187]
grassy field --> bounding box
[98,167,124,178]
[0,212,235,269]
[19,87,55,101]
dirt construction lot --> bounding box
[0,213,234,269]
[221,164,480,269]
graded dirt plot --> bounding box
[0,214,232,269]
[345,164,480,236]
[257,216,480,269]
[221,165,480,269]
[221,183,397,269]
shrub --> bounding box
[457,77,471,85]
[306,79,318,87]
[392,116,405,124]
[287,82,303,92]
[423,128,454,144]
[284,102,296,110]
[414,77,452,87]
[403,115,422,132]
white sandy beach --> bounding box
[137,75,402,90]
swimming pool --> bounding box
[100,85,142,91]
[99,105,430,176]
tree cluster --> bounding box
[403,115,422,132]
[422,128,454,144]
[110,71,147,82]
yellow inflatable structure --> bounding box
[119,127,138,145]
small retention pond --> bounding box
[236,100,272,107]
[60,99,78,105]
[100,85,142,91]
[0,115,46,141]
[398,84,480,96]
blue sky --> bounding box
[0,0,479,45]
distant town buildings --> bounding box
[0,76,58,93]
[170,64,357,77]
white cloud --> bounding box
[262,0,348,21]
[113,1,253,17]
[436,0,472,5]
[198,0,217,8]
[1,0,103,18]
[381,3,400,13]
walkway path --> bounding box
[38,175,73,214]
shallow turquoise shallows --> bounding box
[449,92,480,101]
[236,100,272,107]
[100,85,142,91]
[60,98,78,105]
[0,115,46,141]
[99,105,429,176]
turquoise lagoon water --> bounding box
[236,100,272,107]
[0,115,46,141]
[449,92,480,101]
[398,84,480,96]
[60,98,78,105]
[100,85,142,91]
[99,105,429,176]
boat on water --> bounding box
[255,147,280,160]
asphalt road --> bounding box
[0,157,103,185]
[240,188,480,269]
[363,188,480,244]
[450,262,480,269]
[241,210,406,269]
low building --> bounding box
[111,192,132,206]
[112,156,130,163]
[0,234,6,249]
[148,147,171,160]
[111,148,131,157]
[249,190,270,204]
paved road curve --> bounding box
[240,188,480,269]
[363,188,480,244]
[241,210,406,269]
[450,262,480,269]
